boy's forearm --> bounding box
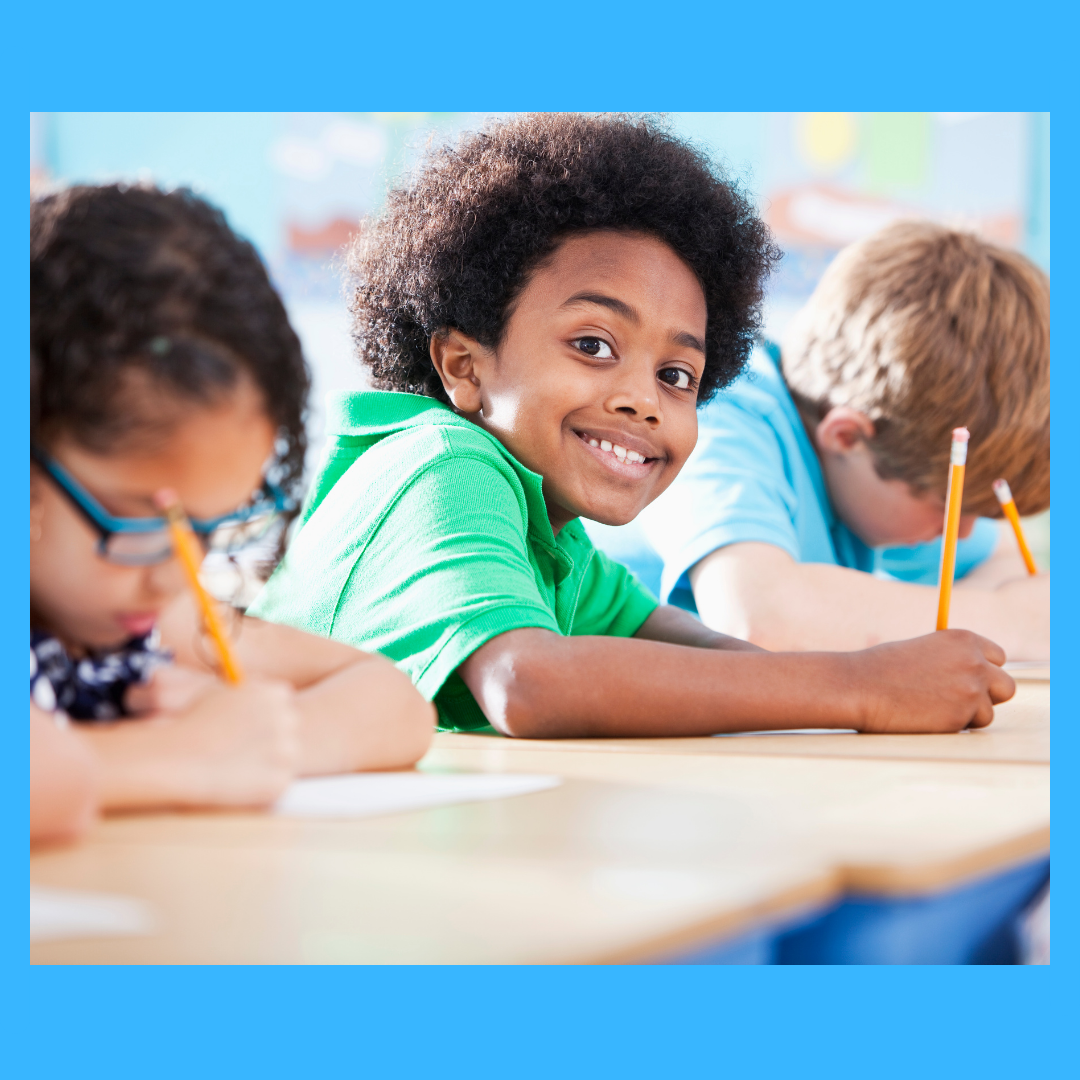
[460,628,860,738]
[295,658,435,775]
[690,542,1049,659]
[634,604,765,651]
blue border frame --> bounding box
[9,0,1071,1076]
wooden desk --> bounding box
[32,745,1049,964]
[425,739,1049,896]
[449,680,1049,766]
[32,677,1048,964]
[30,776,834,965]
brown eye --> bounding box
[572,337,613,358]
[659,367,692,390]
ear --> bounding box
[815,406,876,455]
[429,329,488,415]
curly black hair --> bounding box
[348,113,781,405]
[31,184,310,513]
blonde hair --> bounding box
[782,221,1050,517]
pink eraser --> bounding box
[952,427,970,443]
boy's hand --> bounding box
[850,630,1015,734]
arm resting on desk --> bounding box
[689,540,1049,660]
[155,596,436,775]
[456,610,1014,740]
[31,704,97,845]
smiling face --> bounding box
[430,231,708,533]
[30,377,276,652]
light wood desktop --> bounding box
[30,674,1049,964]
[32,755,1048,964]
[31,776,834,965]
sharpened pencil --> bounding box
[158,489,244,684]
[992,478,1039,575]
[936,428,969,631]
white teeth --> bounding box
[582,433,648,464]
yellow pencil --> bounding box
[158,489,244,685]
[992,478,1039,576]
[936,427,969,631]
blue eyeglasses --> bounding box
[31,444,293,566]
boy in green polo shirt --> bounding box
[251,113,1014,737]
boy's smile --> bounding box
[430,230,707,533]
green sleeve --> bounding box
[252,433,560,716]
[570,543,659,638]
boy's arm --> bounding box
[688,541,1049,660]
[456,624,1014,740]
[632,603,764,651]
[156,596,435,774]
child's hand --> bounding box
[850,630,1016,734]
[163,679,300,807]
[124,664,219,717]
[86,678,302,812]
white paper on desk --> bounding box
[1004,661,1050,680]
[273,771,561,819]
[714,728,859,738]
[31,885,157,943]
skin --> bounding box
[30,704,98,846]
[432,230,705,531]
[431,230,1015,738]
[31,378,434,813]
[690,406,1050,657]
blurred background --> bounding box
[30,112,1050,564]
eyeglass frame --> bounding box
[30,443,293,565]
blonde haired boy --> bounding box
[589,221,1050,658]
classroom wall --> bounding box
[29,112,1050,561]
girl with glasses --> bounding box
[30,184,434,845]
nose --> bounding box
[605,361,660,424]
[958,514,978,539]
[143,554,187,600]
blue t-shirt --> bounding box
[585,342,998,613]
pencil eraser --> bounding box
[952,427,970,443]
[992,478,1013,504]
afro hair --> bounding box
[347,113,781,406]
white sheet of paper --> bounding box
[273,770,561,819]
[714,728,859,737]
[31,885,157,943]
[1004,661,1050,681]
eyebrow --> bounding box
[560,291,706,356]
[561,292,639,322]
[671,330,706,355]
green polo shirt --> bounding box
[249,391,659,732]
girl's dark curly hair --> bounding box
[348,113,781,404]
[31,183,309,519]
